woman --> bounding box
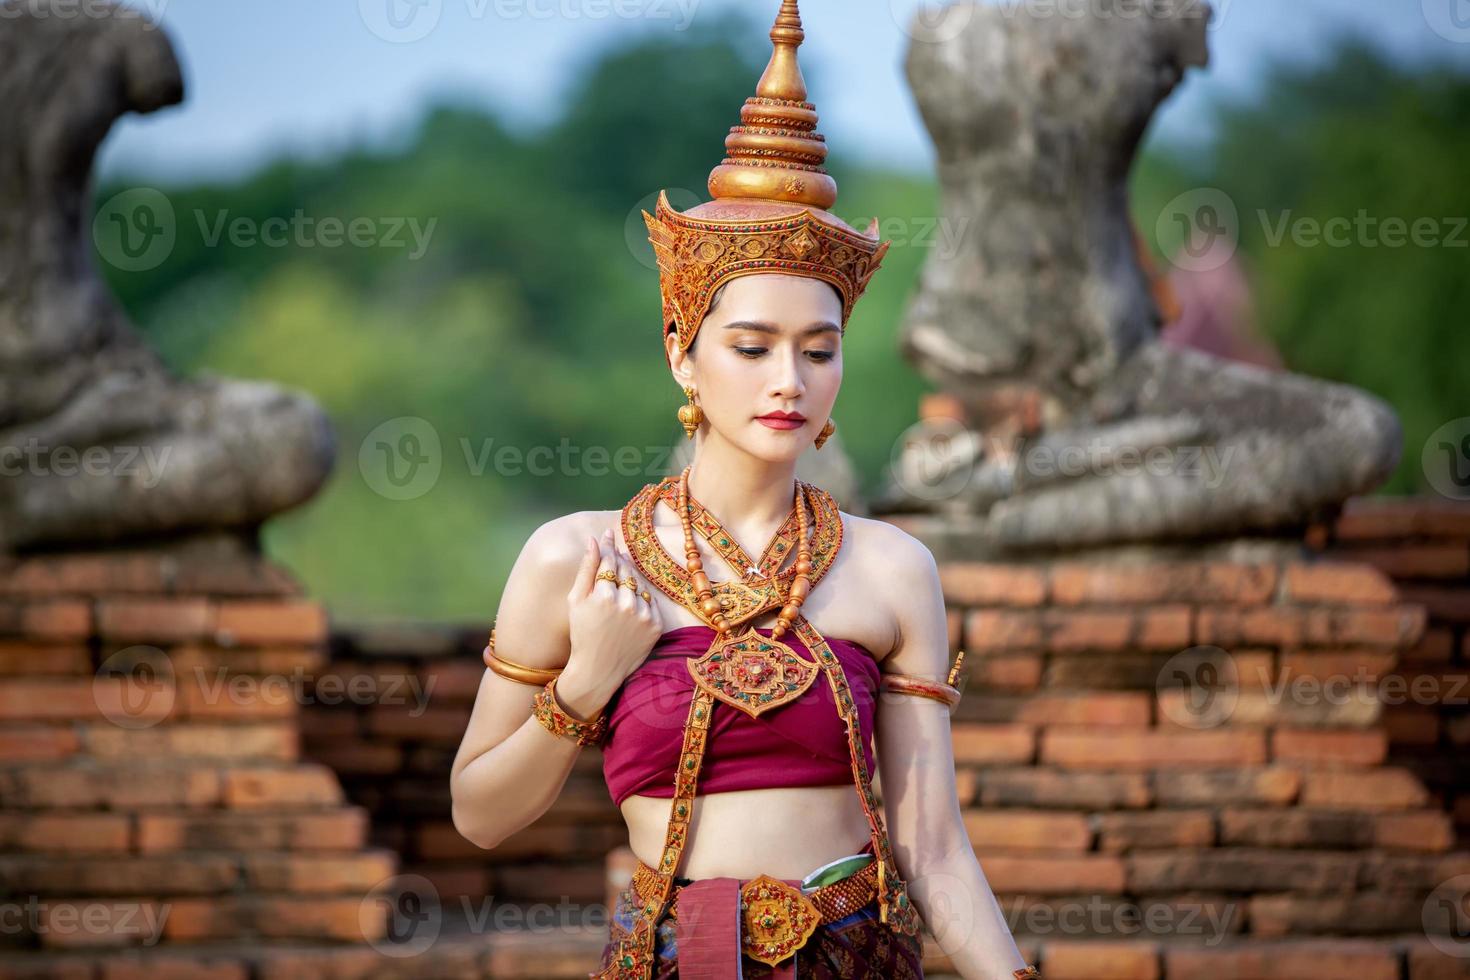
[450,3,1035,977]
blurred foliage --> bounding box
[1134,42,1470,494]
[98,25,1465,619]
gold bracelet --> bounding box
[483,627,564,686]
[532,676,607,746]
[1014,966,1041,980]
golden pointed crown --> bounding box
[642,0,891,353]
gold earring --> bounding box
[677,386,704,439]
[814,418,835,450]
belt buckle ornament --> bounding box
[739,874,821,967]
[686,626,819,718]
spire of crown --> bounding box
[706,0,839,210]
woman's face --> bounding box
[668,272,844,463]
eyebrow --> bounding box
[721,320,840,337]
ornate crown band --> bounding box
[641,0,891,353]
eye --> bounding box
[807,350,836,362]
[734,346,766,358]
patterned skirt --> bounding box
[594,848,926,979]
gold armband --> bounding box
[1014,966,1041,980]
[483,626,564,686]
[878,650,967,712]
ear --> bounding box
[666,329,695,390]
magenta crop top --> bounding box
[601,624,881,808]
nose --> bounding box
[767,344,806,402]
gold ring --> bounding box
[595,569,618,584]
[619,576,638,591]
[639,590,652,603]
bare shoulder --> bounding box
[492,509,621,670]
[838,511,938,578]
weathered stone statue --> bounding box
[881,0,1400,553]
[0,1,335,551]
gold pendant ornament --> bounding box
[814,418,835,449]
[686,625,818,718]
[739,874,821,966]
[677,385,704,439]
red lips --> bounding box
[756,411,806,431]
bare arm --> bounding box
[873,526,1026,979]
[450,517,658,849]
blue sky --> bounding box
[100,0,1470,182]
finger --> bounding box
[594,529,618,596]
[568,536,600,601]
[612,543,637,610]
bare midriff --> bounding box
[619,783,873,880]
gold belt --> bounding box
[629,856,880,966]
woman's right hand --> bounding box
[555,528,664,719]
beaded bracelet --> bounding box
[532,676,607,747]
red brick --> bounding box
[1165,939,1397,980]
[1128,848,1359,892]
[1408,939,1470,979]
[1041,728,1265,769]
[0,678,116,721]
[0,553,170,596]
[940,564,1047,606]
[979,770,1151,809]
[220,765,344,808]
[1250,892,1426,935]
[1300,768,1429,810]
[973,853,1126,893]
[951,723,1036,764]
[1399,585,1470,624]
[241,850,397,892]
[1158,690,1379,729]
[1219,809,1372,849]
[303,740,402,775]
[962,810,1092,851]
[0,725,81,761]
[0,642,92,674]
[1051,563,1276,605]
[136,808,368,852]
[83,723,298,761]
[1271,728,1387,766]
[962,692,1150,726]
[420,658,483,702]
[1153,768,1301,806]
[365,704,469,743]
[946,607,962,653]
[1198,605,1425,648]
[96,597,212,642]
[1095,811,1215,852]
[1403,627,1455,663]
[1042,941,1160,980]
[0,766,222,809]
[0,813,131,852]
[1045,610,1133,650]
[163,896,374,942]
[1338,544,1470,580]
[171,644,326,675]
[1383,705,1441,746]
[1336,500,1426,541]
[4,599,93,639]
[965,610,1042,651]
[176,669,300,720]
[1375,811,1455,852]
[968,653,1043,691]
[1283,563,1397,603]
[1278,650,1398,682]
[36,899,173,950]
[3,856,238,894]
[213,600,327,646]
